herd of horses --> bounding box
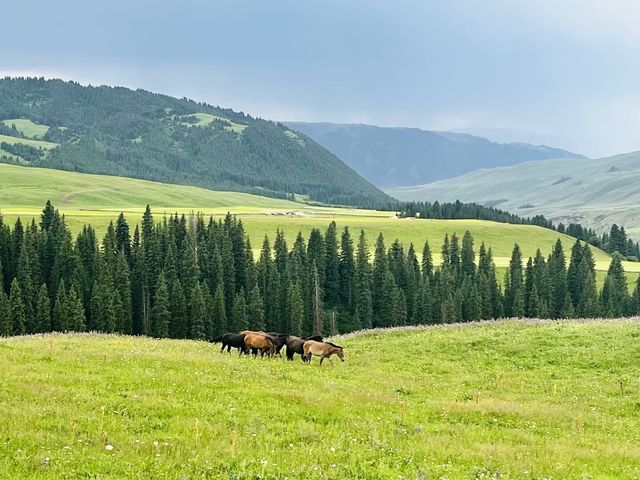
[211,330,346,365]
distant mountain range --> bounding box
[285,122,585,187]
[0,78,390,207]
[387,151,640,240]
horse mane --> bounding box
[326,341,342,349]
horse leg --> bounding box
[220,344,225,353]
[320,355,325,366]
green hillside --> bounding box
[3,163,637,280]
[0,78,389,207]
[2,320,639,478]
[387,151,640,240]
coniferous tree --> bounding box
[190,282,207,340]
[338,227,355,313]
[460,231,476,278]
[600,254,629,317]
[232,289,248,332]
[421,240,434,281]
[288,281,304,336]
[247,285,265,331]
[548,240,568,318]
[53,280,67,332]
[66,286,86,332]
[212,284,227,337]
[9,278,26,335]
[169,278,187,338]
[354,230,373,329]
[505,244,524,317]
[152,273,171,338]
[0,287,11,336]
[324,222,340,307]
[391,287,407,326]
[35,283,51,333]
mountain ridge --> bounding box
[285,121,586,187]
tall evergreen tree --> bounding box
[323,222,340,307]
[288,281,304,336]
[9,278,26,335]
[354,230,373,329]
[152,273,171,338]
[35,283,51,333]
[190,282,207,340]
[247,285,265,331]
[212,284,227,337]
[231,289,248,332]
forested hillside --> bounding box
[286,122,584,186]
[0,78,389,207]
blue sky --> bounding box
[4,0,640,157]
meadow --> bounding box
[1,319,639,479]
[1,163,639,286]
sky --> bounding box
[3,0,640,157]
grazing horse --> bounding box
[303,340,345,365]
[286,335,323,361]
[243,332,275,357]
[212,333,246,354]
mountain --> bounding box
[387,151,640,240]
[285,122,585,187]
[0,78,389,207]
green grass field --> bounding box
[0,133,59,150]
[1,163,639,285]
[1,319,639,479]
[177,112,248,133]
[1,118,50,139]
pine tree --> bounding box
[115,213,132,263]
[247,285,265,331]
[212,284,227,337]
[232,289,248,332]
[355,230,373,329]
[323,222,340,307]
[505,244,524,317]
[66,286,86,332]
[391,287,407,326]
[548,240,567,318]
[152,273,171,338]
[53,280,67,331]
[461,231,476,278]
[372,233,389,322]
[338,227,355,312]
[35,283,51,333]
[421,240,434,281]
[0,288,11,336]
[9,279,26,335]
[601,253,629,317]
[169,278,187,338]
[190,282,207,340]
[288,281,304,336]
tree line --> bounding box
[397,200,640,261]
[0,202,639,338]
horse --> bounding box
[266,332,289,356]
[243,332,275,357]
[211,333,246,354]
[285,335,324,361]
[302,340,345,365]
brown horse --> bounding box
[243,332,275,357]
[302,340,345,365]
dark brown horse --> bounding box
[212,333,246,354]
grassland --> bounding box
[177,112,248,133]
[0,133,59,150]
[1,163,639,285]
[1,319,639,479]
[1,118,50,139]
[388,151,640,241]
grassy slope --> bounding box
[1,164,638,284]
[1,118,50,138]
[387,151,640,240]
[0,133,58,150]
[1,320,639,479]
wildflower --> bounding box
[105,444,114,451]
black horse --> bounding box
[266,332,289,356]
[212,333,246,354]
[285,335,323,361]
